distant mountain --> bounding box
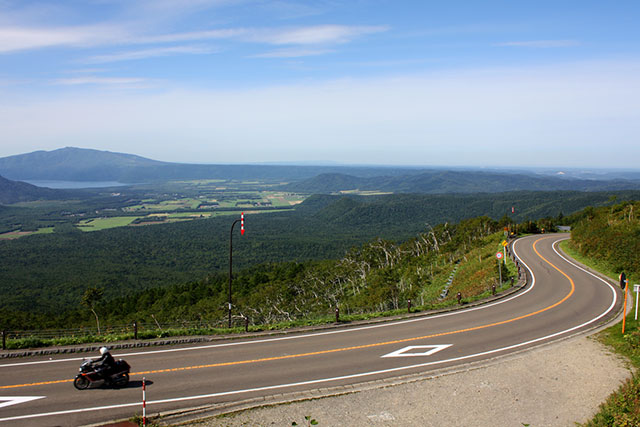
[0,147,420,183]
[283,171,640,194]
[0,175,62,204]
[3,147,640,193]
[0,147,165,182]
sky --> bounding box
[1,0,639,168]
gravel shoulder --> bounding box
[191,336,631,427]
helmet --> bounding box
[99,347,109,355]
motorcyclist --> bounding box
[94,346,116,380]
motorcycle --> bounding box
[73,358,131,390]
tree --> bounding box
[82,287,104,335]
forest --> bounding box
[1,185,639,331]
[1,215,515,331]
[569,201,640,280]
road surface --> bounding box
[0,234,622,426]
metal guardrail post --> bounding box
[133,321,138,340]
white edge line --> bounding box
[0,242,536,369]
[0,236,619,423]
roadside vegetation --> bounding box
[562,200,640,426]
[1,216,521,349]
[0,188,625,322]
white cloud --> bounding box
[134,29,245,44]
[0,24,132,53]
[0,23,387,55]
[85,45,216,63]
[3,60,639,167]
[250,25,389,45]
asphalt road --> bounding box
[0,234,622,426]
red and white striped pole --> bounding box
[241,212,245,235]
[142,377,147,426]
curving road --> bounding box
[0,234,623,426]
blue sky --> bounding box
[1,0,639,168]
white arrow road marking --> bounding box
[381,344,453,358]
[0,396,45,409]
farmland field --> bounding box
[0,180,308,237]
[0,227,54,239]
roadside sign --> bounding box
[502,240,508,247]
[496,252,503,259]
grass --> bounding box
[580,312,640,426]
[559,240,640,426]
[77,216,137,231]
[0,227,55,239]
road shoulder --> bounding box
[190,336,631,427]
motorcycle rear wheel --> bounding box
[73,376,90,390]
[114,373,129,387]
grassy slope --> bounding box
[561,240,640,426]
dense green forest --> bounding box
[0,190,637,321]
[283,171,640,194]
[1,216,513,330]
[569,201,640,280]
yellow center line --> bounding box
[0,379,72,389]
[2,237,574,390]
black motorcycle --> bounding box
[73,358,131,390]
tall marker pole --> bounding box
[635,284,639,321]
[228,213,245,329]
[142,377,147,426]
[622,279,629,334]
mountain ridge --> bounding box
[283,171,640,194]
[2,147,640,193]
[0,147,423,183]
[0,175,63,204]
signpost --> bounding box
[622,275,629,334]
[496,252,503,284]
[635,284,640,321]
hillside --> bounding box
[0,175,63,204]
[3,148,640,193]
[0,189,637,319]
[0,147,165,182]
[284,171,640,194]
[569,201,640,279]
[0,147,419,183]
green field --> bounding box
[1,181,307,238]
[0,227,54,239]
[77,217,137,231]
[123,190,305,213]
